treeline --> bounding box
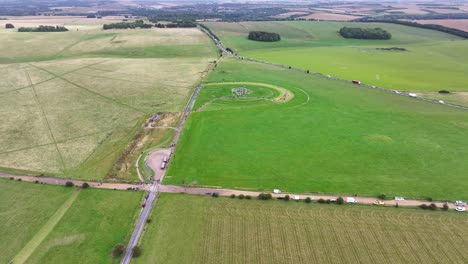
[357,19,468,39]
[339,27,391,40]
[151,19,197,28]
[18,25,68,32]
[103,20,153,30]
[248,31,281,42]
[357,13,468,21]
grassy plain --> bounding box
[0,179,142,264]
[0,22,217,180]
[165,59,468,200]
[204,21,468,92]
[134,193,468,264]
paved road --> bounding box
[120,183,157,264]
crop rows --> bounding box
[154,195,468,264]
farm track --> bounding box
[10,189,80,264]
[198,26,468,111]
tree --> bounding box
[245,195,252,200]
[65,181,74,187]
[212,192,219,198]
[438,90,450,94]
[339,27,391,40]
[248,31,281,42]
[112,244,125,258]
[429,203,438,210]
[427,197,433,202]
[305,197,312,203]
[82,182,90,188]
[284,195,290,201]
[419,204,429,210]
[336,197,344,205]
[258,193,272,200]
[230,194,236,198]
[132,246,142,258]
[5,23,14,29]
[442,203,449,211]
[317,198,325,204]
[378,194,386,200]
[238,194,245,199]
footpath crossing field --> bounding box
[134,193,468,264]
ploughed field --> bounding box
[134,193,468,264]
[0,23,217,180]
[165,59,468,200]
[0,178,141,264]
[203,21,468,92]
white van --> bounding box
[160,162,166,170]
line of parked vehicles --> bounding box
[272,189,466,212]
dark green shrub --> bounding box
[336,197,344,205]
[427,197,433,202]
[442,203,449,211]
[438,90,450,94]
[245,195,252,200]
[212,192,219,198]
[317,198,326,204]
[65,181,74,187]
[258,193,272,200]
[132,246,141,258]
[230,194,236,198]
[238,194,245,199]
[284,195,290,201]
[111,244,125,258]
[378,194,386,200]
[146,218,152,223]
[5,23,14,29]
[82,182,90,188]
[305,197,312,203]
[395,203,399,208]
[247,31,280,42]
[419,204,429,210]
[429,203,438,210]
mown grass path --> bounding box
[10,189,80,264]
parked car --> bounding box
[373,200,385,205]
[292,196,300,201]
[455,201,466,206]
[273,189,281,194]
[394,196,405,201]
[346,197,356,203]
[455,207,466,212]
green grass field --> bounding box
[0,178,141,264]
[165,59,468,200]
[134,193,468,264]
[0,26,217,180]
[204,21,468,92]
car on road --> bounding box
[455,207,466,212]
[455,201,466,206]
[394,196,405,201]
[273,189,281,194]
[373,200,385,205]
[292,195,300,201]
[346,197,357,203]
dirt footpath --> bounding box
[0,173,147,191]
[159,185,460,209]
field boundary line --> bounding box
[10,189,81,264]
[0,59,113,95]
[0,130,111,156]
[28,63,145,114]
[25,68,67,173]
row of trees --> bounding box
[339,27,392,40]
[18,25,68,32]
[103,20,153,30]
[248,31,281,42]
[356,19,468,39]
